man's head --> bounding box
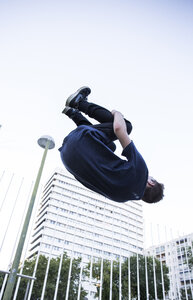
[142,176,164,204]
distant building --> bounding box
[146,233,193,300]
[28,168,144,297]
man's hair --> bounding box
[142,181,164,204]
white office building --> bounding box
[29,168,144,260]
[146,233,193,300]
[28,168,144,296]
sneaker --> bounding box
[62,106,78,117]
[65,86,91,108]
[62,106,71,114]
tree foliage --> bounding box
[88,255,170,300]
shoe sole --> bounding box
[66,86,91,107]
[62,106,71,114]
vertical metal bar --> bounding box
[88,256,93,299]
[184,238,193,299]
[2,141,50,300]
[109,259,113,300]
[40,256,51,300]
[0,173,14,212]
[119,256,122,300]
[11,181,34,300]
[157,224,165,300]
[127,211,131,300]
[23,280,30,300]
[136,224,140,300]
[143,221,149,300]
[109,206,116,300]
[170,228,181,300]
[0,178,24,250]
[117,207,123,300]
[177,234,188,300]
[27,251,41,300]
[151,223,158,300]
[40,216,61,300]
[13,276,21,300]
[65,256,73,300]
[77,261,83,300]
[128,256,131,300]
[187,236,193,298]
[0,274,8,300]
[53,252,63,300]
[21,185,42,300]
[145,254,149,300]
[10,180,34,262]
[137,253,140,300]
[99,258,104,300]
[152,250,158,299]
[0,170,5,186]
[99,202,107,300]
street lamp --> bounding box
[2,135,55,300]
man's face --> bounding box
[147,176,156,188]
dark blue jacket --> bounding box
[59,125,148,202]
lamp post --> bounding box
[2,135,55,300]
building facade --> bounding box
[28,168,144,297]
[146,233,193,300]
[29,168,144,260]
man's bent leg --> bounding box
[78,101,113,123]
[64,87,132,135]
[63,107,116,152]
[78,100,133,135]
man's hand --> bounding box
[112,110,131,149]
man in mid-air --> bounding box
[59,87,164,204]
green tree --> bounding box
[90,259,119,300]
[0,271,7,292]
[0,253,87,300]
[88,255,170,300]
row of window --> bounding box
[50,184,142,220]
[44,222,142,250]
[47,217,143,245]
[49,200,142,229]
[46,196,143,231]
[59,178,143,212]
[41,242,132,259]
[42,234,130,251]
[57,173,143,209]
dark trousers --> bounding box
[68,100,132,144]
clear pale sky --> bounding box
[0,0,193,263]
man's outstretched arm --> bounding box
[112,110,131,149]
